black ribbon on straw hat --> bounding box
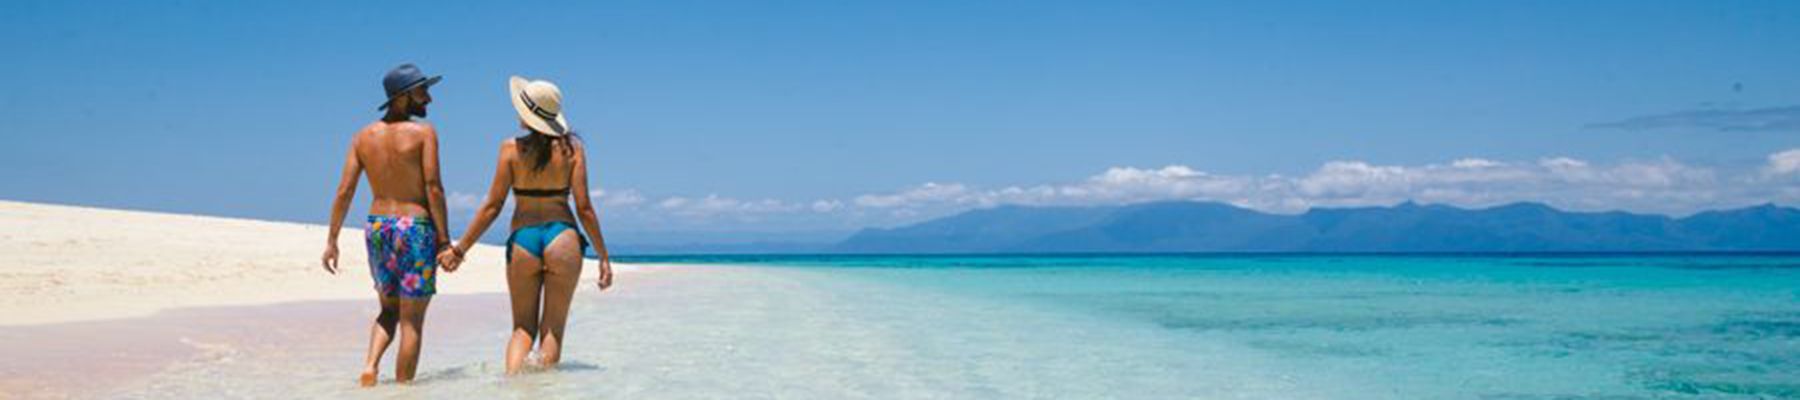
[509,76,569,136]
[520,92,559,120]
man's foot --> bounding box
[359,371,378,387]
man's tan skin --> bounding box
[320,84,454,386]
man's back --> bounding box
[322,63,450,386]
[355,120,437,217]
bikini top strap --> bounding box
[513,187,570,197]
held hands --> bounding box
[437,245,465,272]
[321,243,340,275]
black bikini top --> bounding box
[513,187,570,197]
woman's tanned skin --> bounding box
[448,120,612,375]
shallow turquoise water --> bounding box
[634,254,1800,398]
[117,255,1800,399]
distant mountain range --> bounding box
[833,201,1800,253]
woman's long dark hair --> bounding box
[517,129,579,171]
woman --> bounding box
[443,76,613,375]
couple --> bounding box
[319,63,615,386]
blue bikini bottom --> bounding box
[506,221,587,262]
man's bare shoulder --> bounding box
[354,121,386,135]
[361,120,437,146]
[392,120,437,136]
[349,121,385,145]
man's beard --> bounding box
[408,105,428,118]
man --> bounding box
[321,63,457,386]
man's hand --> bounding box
[321,243,340,275]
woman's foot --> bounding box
[515,350,546,373]
[359,370,378,387]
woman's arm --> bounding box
[568,139,612,290]
[453,141,515,262]
[322,138,362,275]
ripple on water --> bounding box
[1156,313,1525,333]
[1243,339,1392,358]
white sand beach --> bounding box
[0,200,550,326]
[0,201,650,398]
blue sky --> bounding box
[3,1,1798,238]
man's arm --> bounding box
[420,125,452,249]
[323,135,363,274]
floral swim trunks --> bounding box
[364,215,438,298]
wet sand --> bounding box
[0,293,507,398]
[0,201,641,398]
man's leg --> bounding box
[360,296,400,386]
[394,297,431,383]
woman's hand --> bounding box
[321,243,340,275]
[596,256,614,291]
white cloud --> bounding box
[657,196,690,209]
[657,194,803,218]
[592,188,647,208]
[853,182,969,208]
[579,151,1800,231]
[1295,161,1410,199]
[1768,148,1800,176]
[1539,157,1588,170]
[1452,158,1501,169]
[810,200,844,213]
[834,154,1766,219]
[1069,165,1253,204]
[448,191,483,211]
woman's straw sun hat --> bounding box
[510,76,569,136]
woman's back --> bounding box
[507,135,578,229]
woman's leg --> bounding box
[505,244,545,375]
[535,230,585,368]
[360,295,400,386]
[394,296,431,383]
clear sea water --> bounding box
[113,254,1800,399]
